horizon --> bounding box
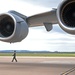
[0,50,75,52]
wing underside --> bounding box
[27,9,58,27]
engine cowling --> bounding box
[57,0,75,34]
[0,13,28,43]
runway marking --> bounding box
[61,67,75,75]
[41,61,75,64]
[1,56,75,58]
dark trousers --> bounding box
[12,57,17,62]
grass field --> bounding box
[0,52,75,57]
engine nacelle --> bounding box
[57,0,75,34]
[0,12,28,43]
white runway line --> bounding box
[41,61,75,64]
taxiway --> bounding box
[0,57,75,75]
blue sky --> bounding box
[0,0,75,52]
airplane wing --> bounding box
[27,9,58,26]
[27,9,58,31]
[0,0,74,43]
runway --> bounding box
[0,57,75,75]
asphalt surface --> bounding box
[0,57,75,75]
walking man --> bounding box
[12,50,17,62]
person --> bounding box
[12,50,17,62]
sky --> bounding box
[0,0,75,52]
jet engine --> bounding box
[0,11,28,43]
[57,0,75,34]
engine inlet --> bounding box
[0,15,14,37]
[61,1,75,28]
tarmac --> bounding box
[0,57,75,75]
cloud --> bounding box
[19,0,62,8]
